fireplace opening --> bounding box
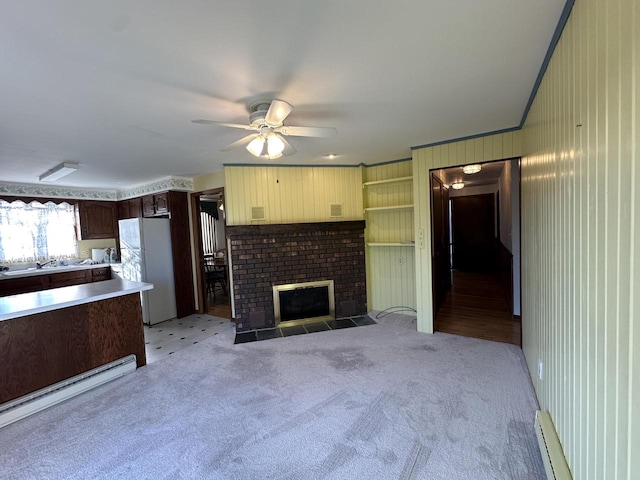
[273,280,335,326]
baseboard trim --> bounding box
[534,411,572,480]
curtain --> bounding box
[0,200,77,263]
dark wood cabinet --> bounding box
[142,195,155,217]
[117,198,143,220]
[77,201,118,239]
[91,267,111,282]
[0,275,49,296]
[117,200,130,220]
[154,193,168,214]
[48,270,91,288]
[129,197,142,218]
[142,193,169,217]
[0,267,112,297]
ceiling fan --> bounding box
[192,99,337,160]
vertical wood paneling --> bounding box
[224,166,363,225]
[367,246,415,311]
[516,0,638,479]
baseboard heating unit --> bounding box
[535,410,573,480]
[0,355,137,429]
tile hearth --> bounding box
[234,315,377,344]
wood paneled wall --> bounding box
[224,166,363,225]
[413,130,522,332]
[519,0,639,478]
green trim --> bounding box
[520,0,575,126]
[363,157,412,167]
[223,163,361,168]
[410,126,521,151]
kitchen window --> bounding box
[0,199,77,263]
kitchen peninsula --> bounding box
[0,279,152,404]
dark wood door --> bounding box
[451,193,496,272]
[431,174,451,313]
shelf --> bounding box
[367,242,415,247]
[363,176,413,187]
[364,204,414,212]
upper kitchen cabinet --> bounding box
[76,201,118,240]
[117,197,142,220]
[142,193,168,217]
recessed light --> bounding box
[451,182,465,190]
[327,153,337,159]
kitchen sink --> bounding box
[2,265,81,276]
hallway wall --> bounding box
[520,0,639,478]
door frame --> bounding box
[190,187,225,314]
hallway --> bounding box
[434,271,520,346]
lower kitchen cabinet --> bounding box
[0,268,112,297]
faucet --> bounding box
[36,259,56,269]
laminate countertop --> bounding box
[0,278,153,322]
[0,263,118,280]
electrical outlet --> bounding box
[398,256,404,265]
[538,360,543,380]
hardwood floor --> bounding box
[435,271,521,346]
[206,291,232,319]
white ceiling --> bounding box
[0,0,566,190]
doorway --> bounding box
[191,188,231,319]
[430,159,521,345]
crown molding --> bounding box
[0,176,194,202]
[116,176,193,200]
[0,182,118,200]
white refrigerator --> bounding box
[118,218,177,325]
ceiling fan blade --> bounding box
[265,100,293,125]
[277,125,337,138]
[280,135,297,157]
[220,134,260,152]
[192,119,254,130]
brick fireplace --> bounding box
[226,221,367,332]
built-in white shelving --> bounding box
[363,176,413,187]
[366,242,415,247]
[364,204,414,213]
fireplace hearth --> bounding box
[226,221,366,332]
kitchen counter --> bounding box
[0,278,152,322]
[0,278,150,404]
[0,262,115,280]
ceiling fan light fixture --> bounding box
[451,182,465,190]
[246,136,266,157]
[463,164,482,175]
[267,133,285,157]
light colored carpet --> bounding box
[0,318,544,479]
